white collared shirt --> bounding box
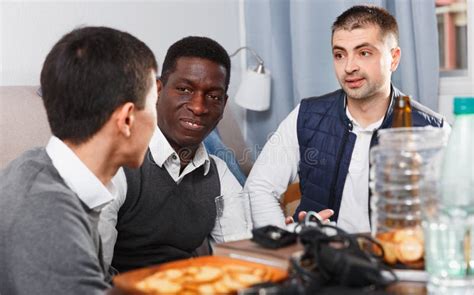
[46,136,115,211]
[336,109,383,233]
[244,103,382,233]
[99,127,243,266]
[148,124,213,183]
[246,102,374,231]
[246,102,450,233]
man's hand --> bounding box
[285,209,334,225]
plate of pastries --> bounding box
[113,255,288,294]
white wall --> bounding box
[0,0,246,102]
[0,0,242,89]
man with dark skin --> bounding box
[99,36,246,272]
[157,57,227,169]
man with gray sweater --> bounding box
[0,26,158,294]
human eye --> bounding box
[207,93,224,101]
[176,86,192,94]
[360,50,372,57]
[333,52,344,60]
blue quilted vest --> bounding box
[295,86,445,222]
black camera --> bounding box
[251,225,298,249]
[292,217,397,290]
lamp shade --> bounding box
[234,69,271,111]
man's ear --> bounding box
[390,46,401,72]
[114,102,135,137]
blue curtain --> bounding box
[243,0,439,150]
[387,0,440,111]
[204,129,247,186]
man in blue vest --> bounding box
[246,5,448,233]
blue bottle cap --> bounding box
[454,97,474,115]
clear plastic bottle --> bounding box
[370,127,447,268]
[424,97,474,290]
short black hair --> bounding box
[332,5,399,45]
[160,36,231,90]
[40,26,157,144]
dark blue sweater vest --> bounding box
[296,86,444,222]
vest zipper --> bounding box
[328,121,353,221]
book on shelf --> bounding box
[212,239,303,270]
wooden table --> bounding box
[107,239,428,294]
[107,280,426,295]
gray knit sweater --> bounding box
[0,148,110,295]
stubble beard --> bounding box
[344,85,371,100]
[341,78,383,102]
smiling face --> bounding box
[332,24,400,103]
[156,57,228,154]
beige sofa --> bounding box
[0,86,51,169]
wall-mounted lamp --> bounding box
[230,47,271,111]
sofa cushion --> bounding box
[0,86,51,169]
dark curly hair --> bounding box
[160,36,231,90]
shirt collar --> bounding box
[345,97,384,132]
[150,126,211,175]
[45,136,115,210]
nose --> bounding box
[344,55,359,74]
[187,92,208,115]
